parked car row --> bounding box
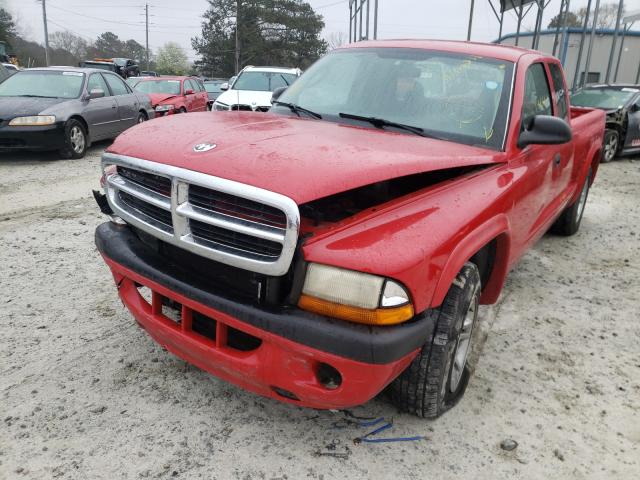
[0,63,303,159]
[0,67,154,158]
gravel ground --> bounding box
[1,146,639,480]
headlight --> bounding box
[155,104,174,112]
[213,102,230,111]
[298,263,414,325]
[9,115,56,126]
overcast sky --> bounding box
[6,0,640,62]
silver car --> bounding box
[0,66,155,159]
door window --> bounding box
[522,63,552,128]
[104,74,130,96]
[87,73,111,96]
[185,79,197,93]
[548,63,568,120]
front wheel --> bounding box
[602,130,619,163]
[136,111,148,124]
[59,119,88,159]
[389,262,481,418]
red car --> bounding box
[133,76,208,116]
[94,40,604,418]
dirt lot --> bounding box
[1,145,639,480]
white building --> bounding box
[497,28,640,88]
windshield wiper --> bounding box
[273,101,322,119]
[338,112,437,138]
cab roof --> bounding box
[342,39,540,63]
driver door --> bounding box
[508,63,558,255]
[82,73,119,140]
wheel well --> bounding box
[469,239,497,291]
[69,115,89,133]
[139,109,148,118]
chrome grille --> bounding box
[102,153,300,276]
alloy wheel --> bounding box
[70,126,85,154]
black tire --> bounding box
[389,262,481,418]
[179,107,187,114]
[59,119,88,159]
[136,111,148,124]
[550,169,591,236]
[601,130,618,163]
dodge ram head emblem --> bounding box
[193,143,217,152]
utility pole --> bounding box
[467,0,475,41]
[145,3,150,71]
[235,0,240,73]
[40,0,50,66]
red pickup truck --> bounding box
[94,40,604,418]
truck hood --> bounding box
[215,89,273,108]
[107,112,505,205]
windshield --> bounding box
[0,70,84,98]
[276,48,514,150]
[204,81,224,93]
[134,80,181,95]
[232,71,298,92]
[571,88,637,110]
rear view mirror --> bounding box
[89,88,105,99]
[271,86,287,103]
[220,83,229,91]
[518,115,572,149]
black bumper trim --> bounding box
[95,222,435,364]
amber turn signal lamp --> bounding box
[298,294,414,326]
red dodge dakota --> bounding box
[94,40,604,418]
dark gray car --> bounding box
[0,66,155,159]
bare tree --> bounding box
[49,30,88,59]
[576,2,625,29]
[326,31,347,50]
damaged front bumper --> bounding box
[95,222,436,409]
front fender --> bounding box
[430,215,511,307]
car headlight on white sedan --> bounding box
[9,115,56,126]
[155,104,174,112]
[213,101,230,111]
[298,263,414,325]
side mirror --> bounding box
[518,115,572,149]
[271,86,287,103]
[88,88,105,99]
[631,102,640,112]
[220,82,229,91]
[185,89,194,95]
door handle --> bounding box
[111,104,117,109]
[553,153,561,166]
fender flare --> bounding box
[430,214,511,308]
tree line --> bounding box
[548,2,625,29]
[2,0,329,77]
[0,8,189,74]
